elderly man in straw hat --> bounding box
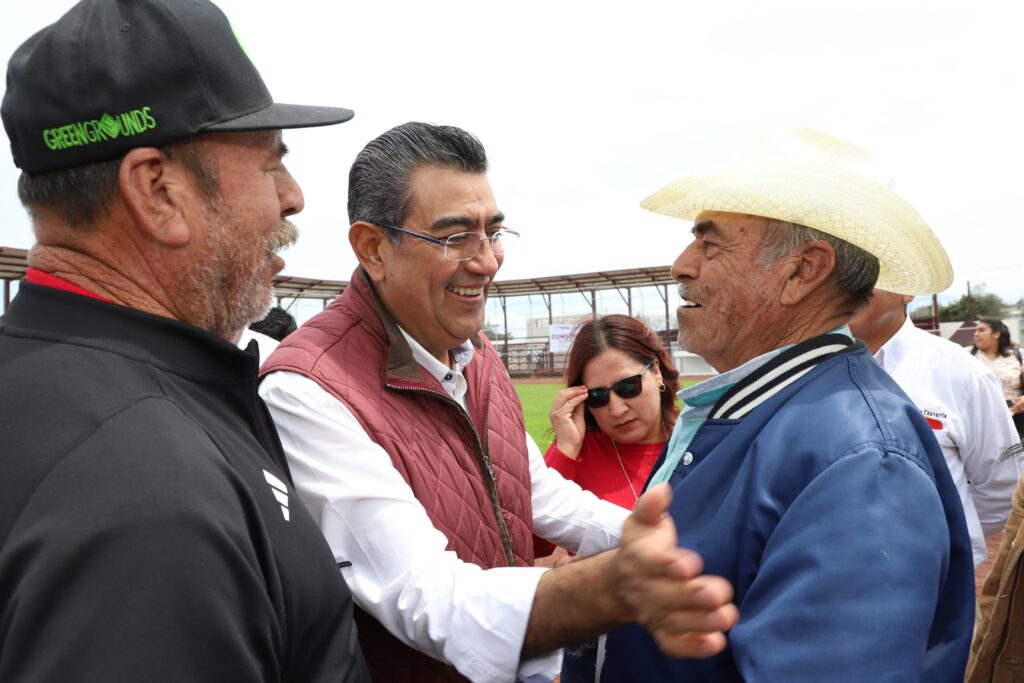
[599,129,975,682]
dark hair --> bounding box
[347,122,488,244]
[758,218,880,309]
[973,318,1015,357]
[17,138,220,230]
[563,314,680,436]
[249,306,298,342]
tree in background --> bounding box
[482,323,507,341]
[909,304,935,320]
[937,285,1007,322]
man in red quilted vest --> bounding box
[259,122,737,682]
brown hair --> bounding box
[563,314,680,435]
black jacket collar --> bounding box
[2,283,259,383]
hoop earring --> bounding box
[659,383,667,392]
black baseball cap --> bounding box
[2,0,354,175]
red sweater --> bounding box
[535,431,664,557]
[545,430,663,509]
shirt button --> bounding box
[682,452,694,466]
[444,373,453,381]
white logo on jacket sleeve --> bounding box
[263,469,290,522]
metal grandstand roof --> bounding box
[271,274,347,301]
[0,246,28,282]
[1,245,674,301]
[490,266,673,297]
[268,266,675,301]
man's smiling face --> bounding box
[670,211,792,372]
[375,165,504,362]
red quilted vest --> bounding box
[261,268,535,682]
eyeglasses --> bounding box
[585,362,655,409]
[377,223,519,262]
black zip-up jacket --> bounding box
[0,283,368,683]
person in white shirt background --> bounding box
[849,289,1021,578]
[258,122,737,683]
[971,317,1024,442]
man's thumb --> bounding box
[631,482,672,528]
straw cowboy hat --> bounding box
[641,128,953,295]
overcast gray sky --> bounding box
[2,0,1022,317]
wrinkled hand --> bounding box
[615,483,739,658]
[549,386,589,459]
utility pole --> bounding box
[965,280,976,321]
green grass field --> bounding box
[513,382,562,450]
[513,379,701,448]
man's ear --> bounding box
[779,240,836,306]
[349,221,389,283]
[118,147,192,248]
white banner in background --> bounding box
[548,324,577,354]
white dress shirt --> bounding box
[259,329,627,683]
[873,317,1021,567]
[237,328,279,364]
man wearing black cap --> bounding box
[0,1,367,681]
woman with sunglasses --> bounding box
[538,315,680,682]
[543,315,680,511]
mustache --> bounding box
[268,220,299,252]
[677,282,692,300]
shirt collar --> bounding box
[25,267,112,303]
[873,316,914,372]
[397,326,475,383]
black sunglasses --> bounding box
[586,362,655,409]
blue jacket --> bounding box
[602,336,974,682]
